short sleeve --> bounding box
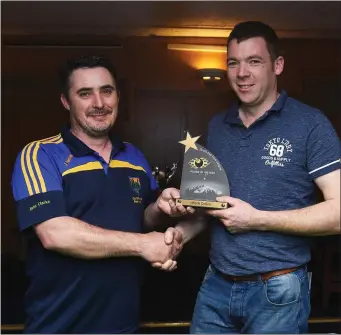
[11,142,68,231]
[307,112,341,180]
[146,167,159,193]
[133,148,158,192]
[133,147,159,206]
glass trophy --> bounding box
[176,132,230,209]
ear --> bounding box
[60,94,70,111]
[274,56,284,76]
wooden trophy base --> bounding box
[176,198,227,209]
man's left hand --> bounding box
[206,196,260,233]
[156,188,195,217]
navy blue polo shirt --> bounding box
[207,91,341,276]
[11,127,158,333]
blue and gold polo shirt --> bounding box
[11,126,158,334]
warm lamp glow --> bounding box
[168,44,226,53]
[190,53,227,70]
[152,28,232,38]
[170,44,227,72]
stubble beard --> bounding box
[71,109,116,139]
[82,123,112,138]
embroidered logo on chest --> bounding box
[261,137,293,168]
[129,177,142,204]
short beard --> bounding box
[82,124,111,138]
[71,115,113,139]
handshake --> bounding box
[137,187,196,271]
[139,227,183,272]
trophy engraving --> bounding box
[176,132,230,209]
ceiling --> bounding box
[2,1,341,39]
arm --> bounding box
[257,113,340,236]
[143,187,195,231]
[132,148,194,231]
[174,212,209,243]
[255,169,340,236]
[151,211,208,270]
[143,201,172,232]
[208,111,341,236]
[11,144,176,264]
[209,169,340,236]
[35,216,173,262]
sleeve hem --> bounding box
[16,191,67,231]
[310,161,341,180]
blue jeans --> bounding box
[190,265,311,334]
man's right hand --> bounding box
[139,231,181,270]
[151,227,184,271]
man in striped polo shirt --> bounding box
[11,55,189,334]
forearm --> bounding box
[175,213,208,243]
[35,216,144,259]
[143,202,174,231]
[255,199,340,236]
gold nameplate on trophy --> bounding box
[176,132,230,209]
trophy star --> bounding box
[179,132,201,153]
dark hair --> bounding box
[59,55,119,98]
[227,21,280,61]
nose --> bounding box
[92,92,104,109]
[237,62,250,78]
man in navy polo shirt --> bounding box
[163,21,340,333]
[11,55,189,334]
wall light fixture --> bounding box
[198,68,226,82]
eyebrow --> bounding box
[76,85,115,94]
[100,85,115,90]
[227,55,264,61]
